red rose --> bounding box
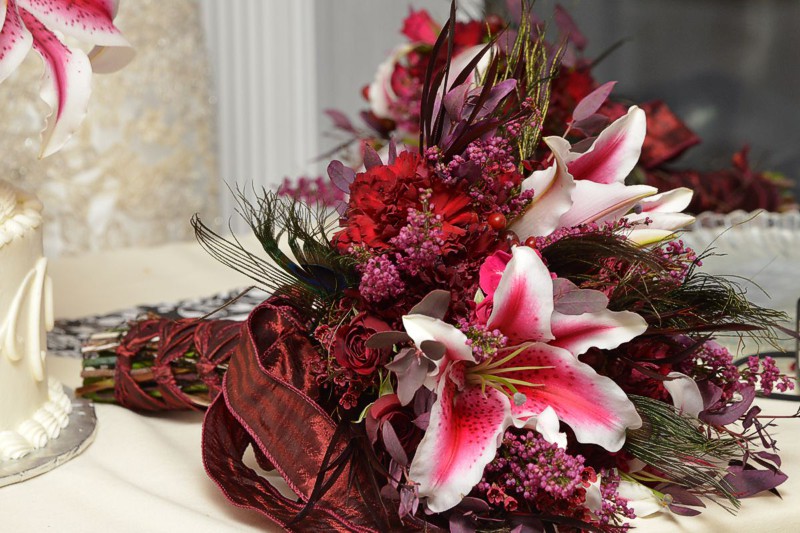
[332,313,391,375]
[365,393,423,465]
[401,8,440,45]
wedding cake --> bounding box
[0,181,70,461]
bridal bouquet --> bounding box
[193,4,795,532]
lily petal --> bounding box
[509,136,576,239]
[535,405,567,449]
[87,42,135,74]
[562,105,647,185]
[625,211,696,232]
[487,246,554,344]
[505,343,642,452]
[639,187,694,214]
[0,0,33,84]
[368,43,414,119]
[19,6,92,157]
[409,371,511,512]
[559,181,657,228]
[624,188,695,233]
[664,371,704,418]
[402,314,474,364]
[17,0,129,47]
[550,308,647,356]
[627,228,681,246]
[617,480,665,517]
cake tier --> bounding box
[0,180,58,461]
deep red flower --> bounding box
[365,393,423,461]
[336,151,479,253]
[335,151,424,252]
[401,8,441,45]
[332,312,391,376]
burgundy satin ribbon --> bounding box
[202,298,419,532]
[114,318,240,411]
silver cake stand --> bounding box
[0,389,97,488]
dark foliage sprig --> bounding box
[626,395,740,511]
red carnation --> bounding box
[335,151,425,252]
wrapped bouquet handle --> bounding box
[79,318,241,411]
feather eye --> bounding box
[192,189,356,316]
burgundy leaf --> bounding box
[419,340,446,361]
[697,380,723,411]
[723,465,788,497]
[554,4,588,50]
[413,412,430,431]
[365,331,411,349]
[413,387,435,417]
[700,385,756,426]
[324,109,356,133]
[572,81,617,123]
[363,144,383,170]
[455,497,492,513]
[449,513,477,533]
[571,113,610,136]
[409,289,452,319]
[657,484,705,507]
[327,160,355,193]
[468,79,517,122]
[453,160,481,181]
[753,451,781,468]
[443,83,470,121]
[668,505,703,517]
[742,406,761,429]
[381,422,409,466]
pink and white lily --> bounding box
[510,106,694,244]
[0,0,132,157]
[398,246,646,512]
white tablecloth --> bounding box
[2,238,799,532]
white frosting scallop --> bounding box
[0,432,34,461]
[0,182,43,247]
[0,379,72,460]
[17,419,49,449]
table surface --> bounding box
[2,236,799,532]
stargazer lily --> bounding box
[0,0,133,157]
[398,246,646,512]
[510,106,694,244]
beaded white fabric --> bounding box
[681,210,800,350]
[0,0,219,257]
